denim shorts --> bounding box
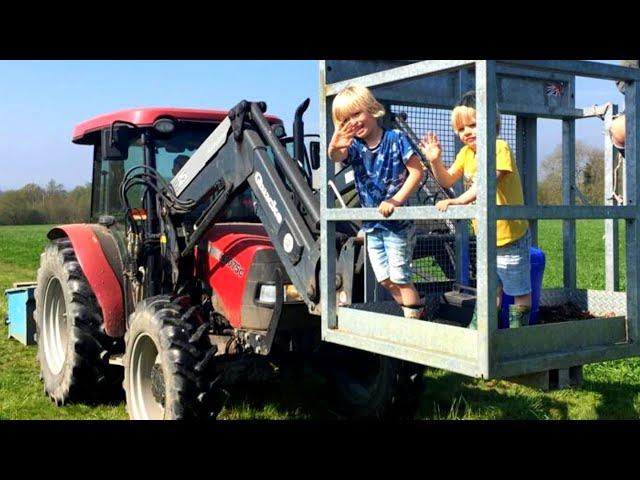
[497,229,532,296]
[366,225,416,284]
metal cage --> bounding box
[319,60,640,383]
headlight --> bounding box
[153,118,175,134]
[257,283,303,306]
[258,284,277,304]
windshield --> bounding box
[153,124,215,182]
[90,121,308,224]
[91,123,216,220]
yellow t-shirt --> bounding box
[451,139,529,247]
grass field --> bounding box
[2,221,640,420]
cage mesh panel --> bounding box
[390,105,517,294]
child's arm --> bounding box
[328,120,357,162]
[378,155,424,218]
[435,171,508,211]
[420,132,463,188]
[436,184,476,211]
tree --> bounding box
[0,190,26,224]
[45,180,64,196]
[537,141,604,205]
[21,183,45,207]
[580,150,604,205]
[0,181,91,225]
[65,183,91,222]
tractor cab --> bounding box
[73,108,296,226]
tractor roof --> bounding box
[72,107,283,144]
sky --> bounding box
[0,60,625,191]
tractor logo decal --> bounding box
[208,244,245,278]
[174,172,189,189]
[254,172,283,224]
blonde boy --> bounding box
[328,85,425,319]
[421,91,531,329]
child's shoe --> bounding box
[508,305,531,328]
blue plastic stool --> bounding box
[5,283,37,345]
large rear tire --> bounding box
[34,238,120,405]
[123,296,221,420]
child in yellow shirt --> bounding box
[420,91,531,329]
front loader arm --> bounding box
[164,101,337,315]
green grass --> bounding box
[2,222,640,420]
[538,219,627,290]
[0,226,126,419]
[412,256,447,282]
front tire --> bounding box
[123,296,220,420]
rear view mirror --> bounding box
[309,141,320,169]
[101,125,131,160]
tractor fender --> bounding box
[47,224,125,338]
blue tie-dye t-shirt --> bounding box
[344,129,416,233]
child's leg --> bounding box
[497,230,532,328]
[367,230,403,303]
[386,226,424,318]
[514,292,531,307]
[398,283,425,319]
[379,279,404,304]
[397,282,421,306]
[507,293,532,327]
[367,226,425,318]
[378,280,423,318]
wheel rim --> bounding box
[129,333,165,420]
[42,276,68,375]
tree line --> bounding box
[0,180,91,225]
[0,143,610,225]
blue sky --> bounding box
[0,60,624,190]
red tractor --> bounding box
[34,100,424,419]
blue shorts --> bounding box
[366,226,416,284]
[497,229,532,296]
